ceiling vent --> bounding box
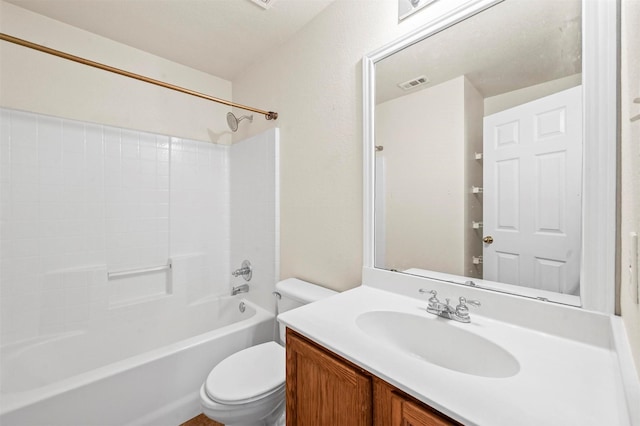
[250,0,277,9]
[398,75,430,91]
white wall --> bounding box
[376,77,465,275]
[463,78,484,278]
[0,1,232,144]
[620,0,640,378]
[232,0,470,291]
[375,76,483,278]
[484,74,582,116]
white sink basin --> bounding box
[356,311,520,378]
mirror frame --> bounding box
[363,0,617,314]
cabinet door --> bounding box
[286,329,372,426]
[391,394,453,426]
[374,378,459,426]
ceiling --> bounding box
[5,0,581,99]
[376,0,582,104]
[5,0,335,81]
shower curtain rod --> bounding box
[0,33,279,121]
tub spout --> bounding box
[232,284,249,295]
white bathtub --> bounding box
[0,297,274,426]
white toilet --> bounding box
[199,278,336,426]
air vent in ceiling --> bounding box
[250,0,277,9]
[398,75,430,91]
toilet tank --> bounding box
[275,278,336,342]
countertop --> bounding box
[278,286,633,426]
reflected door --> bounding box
[483,86,582,294]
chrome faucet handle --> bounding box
[455,296,481,322]
[231,260,252,281]
[419,289,440,308]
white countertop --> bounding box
[278,286,633,426]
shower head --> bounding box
[226,112,253,132]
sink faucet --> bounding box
[232,283,249,295]
[419,289,455,318]
[418,290,481,323]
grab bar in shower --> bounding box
[107,263,172,280]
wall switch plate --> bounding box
[630,232,639,304]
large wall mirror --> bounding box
[363,0,617,312]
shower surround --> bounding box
[0,108,279,424]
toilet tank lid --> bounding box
[275,278,337,303]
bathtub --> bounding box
[0,297,275,426]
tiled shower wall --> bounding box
[230,129,279,312]
[0,108,232,345]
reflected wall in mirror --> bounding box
[374,0,584,304]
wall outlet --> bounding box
[630,232,639,304]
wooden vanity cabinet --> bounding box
[286,329,460,426]
[286,328,372,425]
[373,378,459,426]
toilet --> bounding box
[199,278,336,426]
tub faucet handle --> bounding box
[232,260,252,281]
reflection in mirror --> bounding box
[374,0,582,304]
[398,0,438,21]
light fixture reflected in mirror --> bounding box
[399,0,438,21]
[250,0,277,10]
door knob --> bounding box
[483,236,494,244]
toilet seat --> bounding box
[205,341,285,405]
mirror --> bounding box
[363,0,617,310]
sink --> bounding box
[356,311,520,378]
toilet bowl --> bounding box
[199,278,336,426]
[200,342,285,426]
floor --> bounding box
[180,413,223,426]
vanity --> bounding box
[278,275,638,425]
[279,0,640,423]
[286,328,460,426]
